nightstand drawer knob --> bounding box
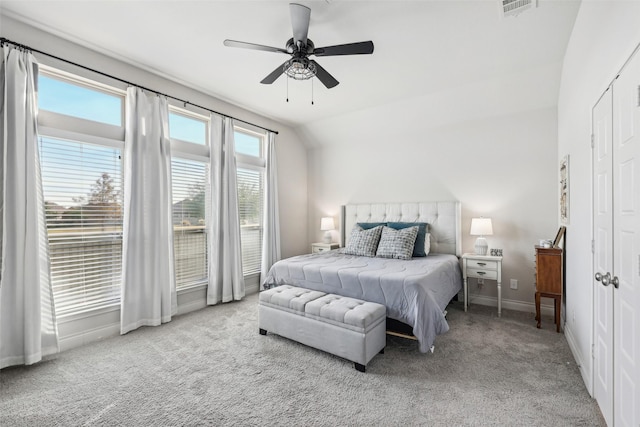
[477,262,486,266]
[477,271,486,275]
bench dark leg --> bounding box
[355,363,366,373]
[259,328,267,335]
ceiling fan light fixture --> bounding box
[283,57,316,80]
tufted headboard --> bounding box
[341,201,462,256]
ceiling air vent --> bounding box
[501,0,537,18]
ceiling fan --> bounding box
[223,3,374,89]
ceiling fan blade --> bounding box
[223,39,288,54]
[260,61,287,84]
[310,60,339,89]
[290,3,311,46]
[313,41,374,56]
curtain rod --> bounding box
[0,37,279,135]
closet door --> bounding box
[593,88,614,426]
[592,48,640,427]
[612,48,640,427]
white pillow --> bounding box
[424,233,431,255]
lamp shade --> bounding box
[320,217,335,231]
[470,218,493,236]
[320,217,335,244]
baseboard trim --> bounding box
[59,321,120,353]
[564,323,592,396]
[246,283,259,295]
[177,298,207,316]
[176,285,207,316]
[466,294,555,317]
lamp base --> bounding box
[474,237,488,255]
[323,231,332,244]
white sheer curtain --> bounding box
[0,46,59,368]
[260,132,281,286]
[207,115,244,304]
[121,87,176,335]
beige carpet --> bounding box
[0,293,605,426]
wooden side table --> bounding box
[462,253,503,316]
[534,245,563,332]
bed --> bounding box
[262,201,463,353]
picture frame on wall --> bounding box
[560,155,569,224]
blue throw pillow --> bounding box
[357,222,387,230]
[387,222,428,257]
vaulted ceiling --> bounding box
[1,1,580,128]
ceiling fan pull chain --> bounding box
[311,78,314,105]
[286,77,289,103]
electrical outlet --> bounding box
[477,278,484,287]
[510,279,518,290]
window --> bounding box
[169,108,210,289]
[38,74,123,126]
[237,167,264,275]
[37,67,125,317]
[36,65,267,316]
[39,138,123,316]
[34,63,273,319]
[169,111,206,145]
[171,158,208,289]
[235,130,262,157]
[235,127,265,276]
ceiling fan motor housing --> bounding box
[286,37,314,56]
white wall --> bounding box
[0,15,309,349]
[302,65,561,312]
[557,1,640,393]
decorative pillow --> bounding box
[357,222,387,230]
[376,226,419,260]
[343,225,383,257]
[424,233,431,256]
[387,222,429,257]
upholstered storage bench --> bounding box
[258,285,386,372]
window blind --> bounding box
[39,137,123,316]
[171,158,208,289]
[237,167,264,275]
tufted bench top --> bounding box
[259,285,326,314]
[259,285,386,334]
[305,294,386,332]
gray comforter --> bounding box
[262,250,463,352]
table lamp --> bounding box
[470,217,493,255]
[320,217,335,244]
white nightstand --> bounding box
[461,253,504,317]
[311,242,339,254]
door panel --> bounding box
[612,47,640,427]
[593,88,614,426]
